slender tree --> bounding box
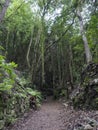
[76,1,92,64]
[0,0,10,23]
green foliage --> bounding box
[16,77,27,87]
[60,89,67,97]
[0,45,5,51]
[0,52,42,129]
[26,87,42,106]
[0,54,17,92]
[94,97,98,109]
[26,88,40,96]
[0,0,98,104]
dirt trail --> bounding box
[8,100,65,130]
[7,99,98,130]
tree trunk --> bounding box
[26,29,33,69]
[76,8,92,64]
[0,0,10,23]
[68,44,74,90]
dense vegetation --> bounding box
[0,0,98,129]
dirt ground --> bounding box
[7,100,65,130]
[6,99,98,130]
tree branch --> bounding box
[4,1,25,22]
[45,14,76,51]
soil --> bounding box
[6,99,98,130]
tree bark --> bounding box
[76,8,92,64]
[0,0,10,23]
[26,29,34,69]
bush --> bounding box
[0,47,42,129]
[26,88,42,108]
[0,54,17,92]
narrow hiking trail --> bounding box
[8,100,65,130]
[7,99,98,130]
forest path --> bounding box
[8,99,65,130]
[7,99,98,130]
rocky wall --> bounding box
[72,63,98,109]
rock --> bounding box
[96,111,98,115]
[74,123,84,130]
[62,103,68,108]
[89,120,98,127]
[72,62,98,109]
[86,117,98,127]
[0,120,5,129]
[93,78,98,84]
[84,124,93,130]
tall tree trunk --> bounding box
[68,44,74,90]
[26,29,33,69]
[41,17,45,86]
[0,0,10,23]
[41,35,45,86]
[57,43,62,87]
[76,8,92,64]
